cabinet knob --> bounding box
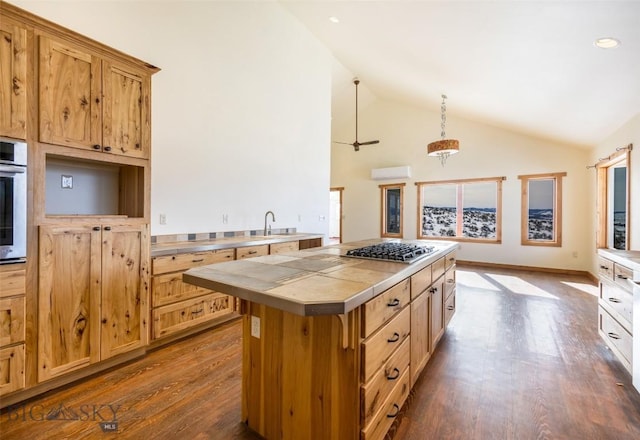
[92,144,101,150]
[386,403,400,418]
[93,226,100,231]
[387,332,400,343]
[430,287,438,294]
[103,145,112,152]
[104,226,111,231]
[447,305,455,310]
[616,274,628,280]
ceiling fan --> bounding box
[333,78,379,152]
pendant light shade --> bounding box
[427,94,459,166]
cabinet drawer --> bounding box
[0,344,25,396]
[410,265,432,300]
[153,293,235,339]
[236,245,269,260]
[598,307,632,368]
[0,296,25,347]
[152,272,218,307]
[361,368,410,440]
[444,251,456,271]
[0,267,26,298]
[362,279,410,338]
[432,257,445,282]
[153,249,234,275]
[362,306,410,383]
[269,241,299,254]
[613,263,633,293]
[597,256,614,280]
[361,338,410,427]
[599,281,632,332]
[444,291,456,327]
[444,268,456,300]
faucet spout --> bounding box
[264,211,275,235]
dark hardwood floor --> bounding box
[2,265,640,439]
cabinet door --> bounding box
[410,291,430,386]
[102,61,150,159]
[100,224,149,359]
[0,21,27,139]
[430,278,445,349]
[39,36,101,149]
[38,225,101,381]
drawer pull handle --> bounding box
[616,274,628,280]
[103,145,112,152]
[386,368,400,380]
[449,257,455,261]
[248,250,258,255]
[387,298,400,307]
[447,305,455,310]
[600,265,609,270]
[608,297,621,303]
[607,332,621,340]
[387,403,400,418]
[447,279,455,284]
[192,258,204,263]
[92,144,101,150]
[387,332,400,343]
[103,226,111,231]
[430,287,438,294]
[93,226,101,231]
[191,309,204,315]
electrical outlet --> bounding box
[223,214,228,224]
[318,215,326,221]
[61,175,73,189]
[251,316,260,338]
[159,214,167,225]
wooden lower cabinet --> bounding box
[38,223,149,382]
[151,248,236,341]
[269,240,299,254]
[597,253,633,374]
[0,264,26,396]
[410,290,430,386]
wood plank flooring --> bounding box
[2,265,640,439]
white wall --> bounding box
[331,99,593,271]
[588,113,640,272]
[12,1,333,237]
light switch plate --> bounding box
[61,175,73,189]
[251,315,260,338]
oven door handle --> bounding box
[0,165,26,175]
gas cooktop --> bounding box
[345,242,435,264]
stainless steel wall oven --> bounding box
[0,138,27,264]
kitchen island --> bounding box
[184,239,458,440]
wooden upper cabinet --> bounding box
[38,36,151,159]
[102,61,150,159]
[0,20,28,139]
[38,225,102,382]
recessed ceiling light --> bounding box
[329,16,340,24]
[594,37,621,49]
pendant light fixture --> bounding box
[427,94,459,166]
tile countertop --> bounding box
[183,239,459,316]
[151,233,325,257]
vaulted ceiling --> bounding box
[281,1,640,148]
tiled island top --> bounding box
[183,238,458,316]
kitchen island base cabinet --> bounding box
[241,301,361,440]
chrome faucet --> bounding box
[264,211,275,235]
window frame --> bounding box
[380,183,405,238]
[518,172,566,247]
[415,176,505,243]
[595,145,632,250]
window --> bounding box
[416,177,505,242]
[596,145,631,250]
[380,183,404,238]
[518,172,566,247]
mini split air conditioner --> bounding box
[370,166,411,180]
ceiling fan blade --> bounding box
[332,141,355,145]
[358,140,380,146]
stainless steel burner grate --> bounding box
[345,242,435,263]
